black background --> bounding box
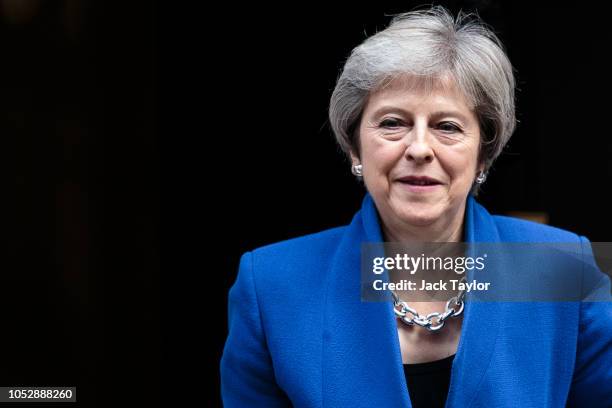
[1,1,157,407]
[3,0,612,407]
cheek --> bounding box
[439,145,479,185]
[361,137,405,174]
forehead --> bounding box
[366,74,475,113]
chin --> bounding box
[393,203,443,227]
[400,213,440,227]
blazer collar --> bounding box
[322,193,502,408]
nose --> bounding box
[404,122,434,164]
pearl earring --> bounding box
[351,164,363,177]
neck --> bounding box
[380,204,466,243]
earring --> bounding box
[351,164,363,177]
[475,170,487,184]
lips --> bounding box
[396,175,443,186]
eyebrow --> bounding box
[370,106,470,123]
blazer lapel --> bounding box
[321,194,410,407]
[444,196,503,407]
[321,194,503,408]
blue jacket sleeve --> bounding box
[566,237,612,407]
[220,252,292,407]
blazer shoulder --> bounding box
[492,214,582,242]
[250,225,347,259]
[239,226,348,295]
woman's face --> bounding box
[355,76,483,233]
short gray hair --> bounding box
[329,6,516,175]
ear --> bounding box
[477,162,486,173]
[349,151,361,165]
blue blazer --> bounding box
[221,194,612,407]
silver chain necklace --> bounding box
[391,276,467,332]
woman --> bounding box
[220,7,612,407]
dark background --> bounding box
[3,0,611,407]
[1,0,158,407]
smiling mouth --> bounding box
[396,176,443,193]
[400,180,440,186]
[397,176,443,186]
